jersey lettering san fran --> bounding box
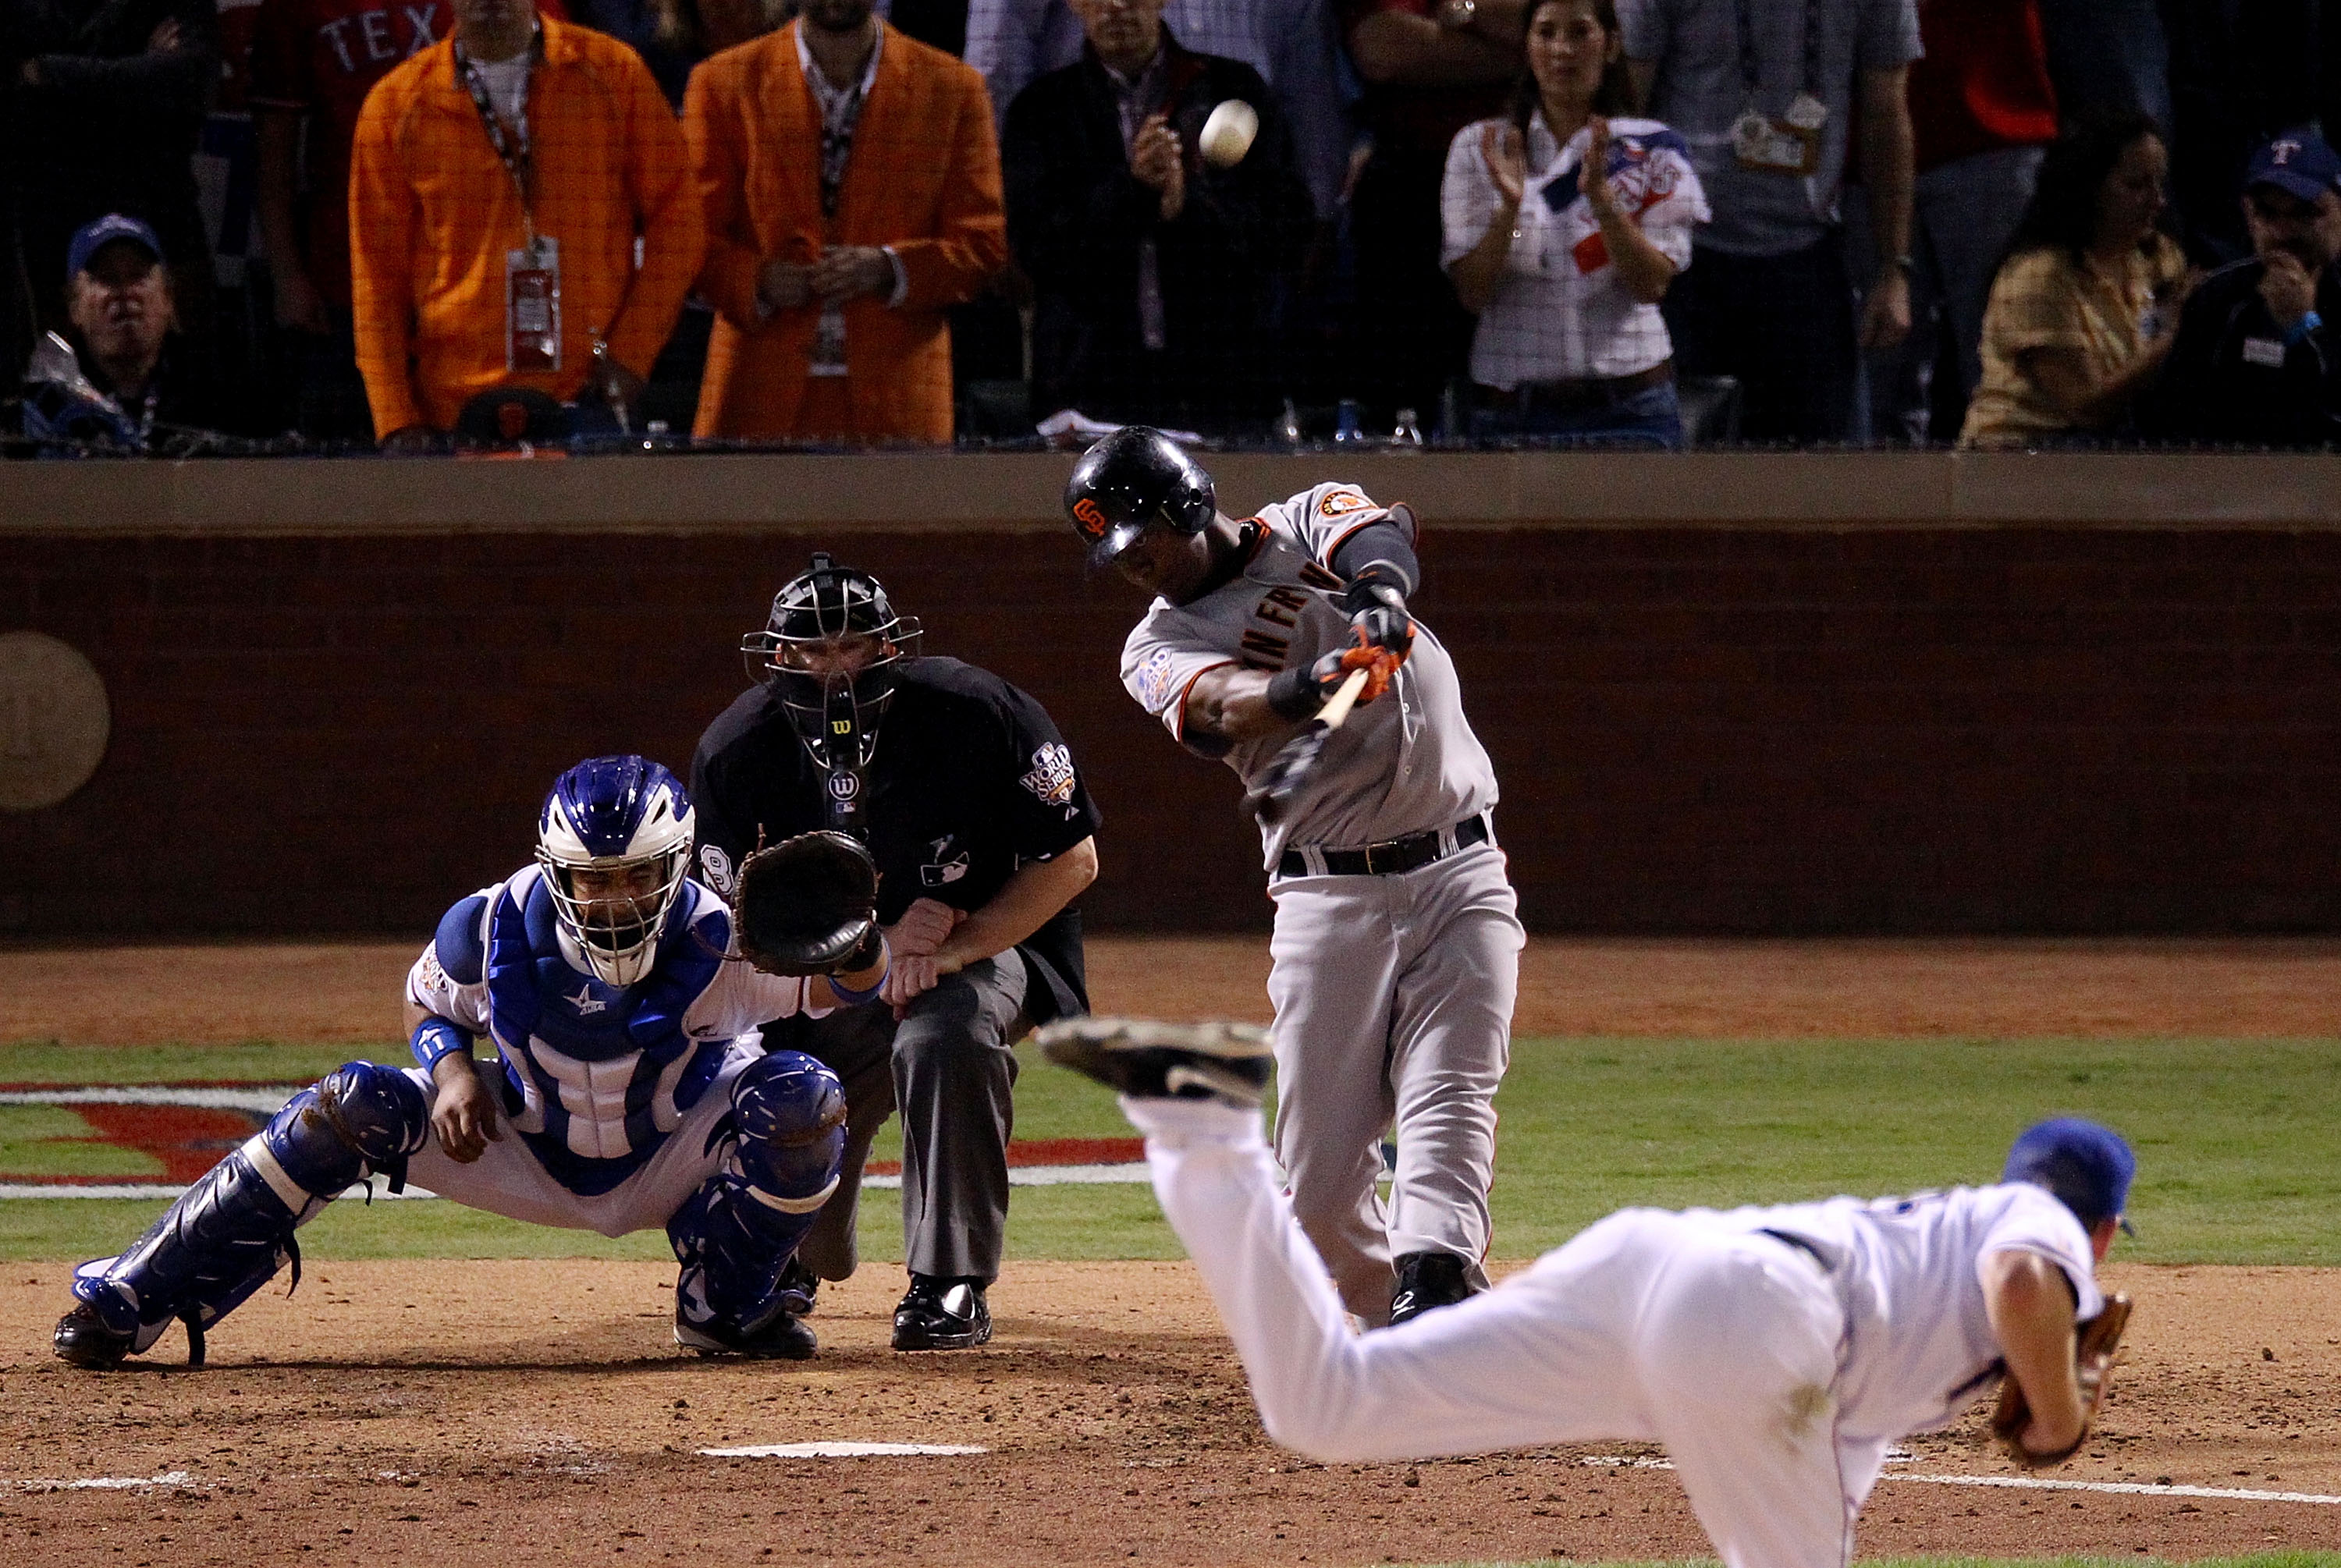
[1119,483,1500,867]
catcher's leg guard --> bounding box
[670,1051,846,1344]
[65,1062,428,1367]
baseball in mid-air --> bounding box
[1199,98,1259,169]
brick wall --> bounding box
[8,522,2341,937]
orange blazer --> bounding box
[684,22,1007,442]
[349,16,704,437]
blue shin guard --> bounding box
[71,1062,428,1364]
[670,1050,846,1341]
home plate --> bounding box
[699,1442,989,1459]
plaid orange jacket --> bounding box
[350,16,704,437]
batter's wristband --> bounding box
[1266,665,1325,722]
[410,1016,474,1073]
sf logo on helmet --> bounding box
[1072,497,1109,538]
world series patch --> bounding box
[1020,742,1078,807]
[1135,647,1178,713]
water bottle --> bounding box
[1391,407,1423,448]
[1334,399,1366,443]
[1275,397,1303,448]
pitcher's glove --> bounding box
[1991,1293,2132,1467]
[730,830,881,976]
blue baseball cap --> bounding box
[2004,1118,2135,1231]
[65,214,165,278]
[2245,129,2341,205]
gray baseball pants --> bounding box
[1266,841,1522,1325]
[764,952,1029,1286]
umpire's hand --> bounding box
[430,1052,503,1163]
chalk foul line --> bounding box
[1581,1454,2339,1507]
[1884,1471,2341,1506]
[699,1443,988,1459]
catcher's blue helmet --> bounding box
[535,755,695,988]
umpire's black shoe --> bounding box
[1035,1017,1273,1108]
[1387,1251,1476,1329]
[892,1275,991,1351]
[776,1257,820,1317]
[54,1301,137,1371]
[674,1305,818,1360]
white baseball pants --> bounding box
[403,1047,756,1238]
[1131,1097,1893,1568]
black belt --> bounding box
[1277,813,1490,880]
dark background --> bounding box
[9,498,2341,938]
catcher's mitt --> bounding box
[1991,1292,2132,1467]
[730,830,881,977]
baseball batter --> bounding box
[54,755,882,1369]
[1064,426,1525,1326]
[1046,1023,2135,1568]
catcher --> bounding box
[55,755,890,1370]
[1050,1014,2138,1568]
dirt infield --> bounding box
[5,938,2340,1564]
[10,934,2341,1045]
[2,1258,2337,1566]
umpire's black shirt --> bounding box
[691,657,1101,1023]
[2145,256,2341,447]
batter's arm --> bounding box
[1185,658,1354,752]
[1980,1249,2087,1455]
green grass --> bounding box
[5,1034,2338,1267]
[1432,1560,2341,1568]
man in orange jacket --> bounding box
[683,0,1007,444]
[349,0,704,446]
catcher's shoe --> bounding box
[776,1256,820,1317]
[1035,1017,1273,1108]
[53,1301,139,1371]
[674,1304,818,1360]
[892,1275,991,1351]
[1387,1251,1476,1329]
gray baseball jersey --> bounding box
[1114,481,1523,1325]
[1119,482,1501,868]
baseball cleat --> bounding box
[1387,1250,1476,1328]
[1036,1017,1273,1108]
[53,1301,137,1371]
[891,1275,991,1351]
[673,1305,818,1360]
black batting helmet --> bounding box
[1063,427,1217,568]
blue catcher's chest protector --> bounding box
[485,871,730,1194]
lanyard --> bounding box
[1735,0,1821,105]
[456,29,545,240]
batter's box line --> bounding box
[0,1471,202,1492]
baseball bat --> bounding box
[1249,665,1371,826]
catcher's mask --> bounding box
[1063,425,1217,570]
[741,553,923,772]
[535,754,696,988]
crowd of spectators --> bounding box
[6,0,2341,453]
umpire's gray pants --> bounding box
[766,953,1029,1286]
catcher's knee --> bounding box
[272,1062,431,1195]
[731,1051,847,1203]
